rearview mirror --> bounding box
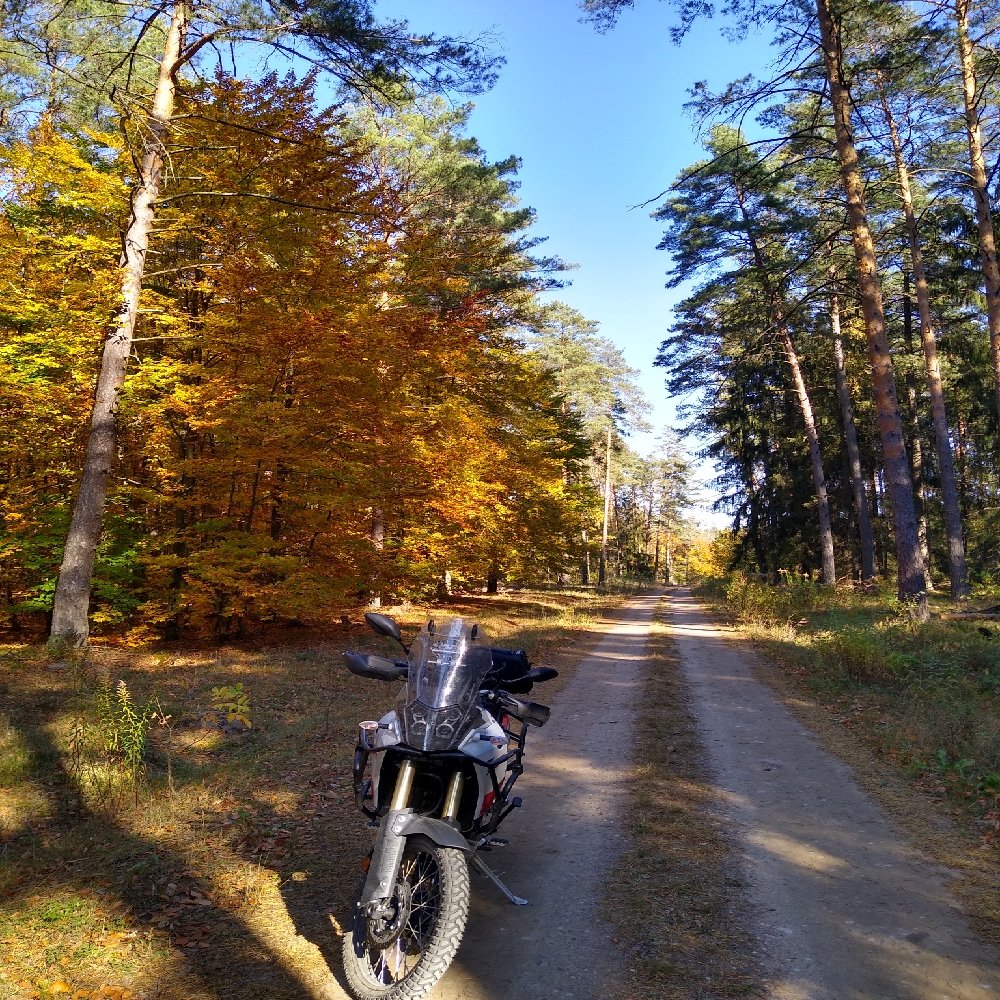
[364,612,407,651]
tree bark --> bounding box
[901,273,934,591]
[598,422,612,587]
[879,87,969,597]
[781,325,837,585]
[48,3,188,647]
[954,0,1000,432]
[830,292,876,582]
[816,0,927,612]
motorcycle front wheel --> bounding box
[342,834,471,1000]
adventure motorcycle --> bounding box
[341,612,557,1000]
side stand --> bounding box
[470,854,528,906]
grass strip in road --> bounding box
[605,598,761,1000]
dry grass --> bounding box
[604,600,762,1000]
[0,588,625,1000]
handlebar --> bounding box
[343,647,558,694]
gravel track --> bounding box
[427,590,661,1000]
[666,588,1000,1000]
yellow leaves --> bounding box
[26,983,135,1000]
[2,119,126,215]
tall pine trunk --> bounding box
[901,275,934,590]
[49,3,188,647]
[880,90,969,598]
[598,423,612,587]
[830,291,876,582]
[816,0,927,613]
[955,0,1000,432]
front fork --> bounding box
[359,761,467,908]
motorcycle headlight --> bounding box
[403,703,468,751]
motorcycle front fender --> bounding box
[359,809,470,906]
[396,814,471,851]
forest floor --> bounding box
[2,585,999,1000]
[0,587,646,1000]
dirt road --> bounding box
[427,590,661,1000]
[331,588,1000,1000]
[666,589,1000,1000]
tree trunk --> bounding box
[955,0,1000,432]
[901,273,934,591]
[881,89,969,599]
[48,3,188,648]
[733,186,836,584]
[581,528,590,585]
[598,423,612,587]
[369,508,385,609]
[830,293,876,582]
[816,0,927,613]
[781,326,837,585]
[955,411,969,521]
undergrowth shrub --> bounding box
[723,572,827,626]
[813,627,911,685]
[711,574,1000,810]
[69,677,155,811]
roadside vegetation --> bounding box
[700,574,1000,944]
[0,587,633,1000]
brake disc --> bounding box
[365,879,412,949]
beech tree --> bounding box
[2,0,499,646]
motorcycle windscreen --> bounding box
[400,617,493,751]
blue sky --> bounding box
[375,1,774,522]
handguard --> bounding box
[344,651,408,681]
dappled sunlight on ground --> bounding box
[747,828,850,874]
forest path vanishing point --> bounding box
[665,588,1000,1000]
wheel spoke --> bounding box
[345,839,467,998]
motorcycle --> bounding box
[340,612,557,1000]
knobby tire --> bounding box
[341,834,470,1000]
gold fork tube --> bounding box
[441,771,465,821]
[389,759,417,811]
